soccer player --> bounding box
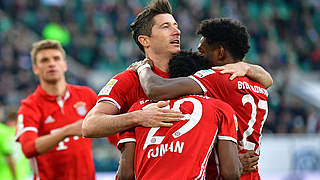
[0,116,17,180]
[118,95,242,180]
[82,0,271,146]
[135,18,269,180]
[15,40,96,180]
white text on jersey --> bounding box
[238,81,268,96]
[147,141,184,158]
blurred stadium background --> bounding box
[0,0,320,179]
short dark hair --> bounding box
[130,0,172,53]
[169,50,211,78]
[197,18,250,60]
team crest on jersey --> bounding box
[194,69,215,78]
[74,101,87,116]
[98,79,118,96]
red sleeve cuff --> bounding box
[19,131,39,158]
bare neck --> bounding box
[146,53,171,73]
[39,79,67,97]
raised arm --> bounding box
[138,67,203,101]
[82,101,184,138]
[212,62,273,88]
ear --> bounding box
[32,64,39,76]
[63,59,68,72]
[217,45,225,59]
[138,35,150,48]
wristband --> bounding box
[137,63,151,75]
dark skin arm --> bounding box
[118,142,136,180]
[138,67,202,101]
[217,140,242,180]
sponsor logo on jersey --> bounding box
[194,69,215,78]
[98,79,118,96]
[45,115,55,124]
[74,101,87,116]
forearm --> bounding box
[139,68,202,101]
[218,141,242,180]
[35,128,68,155]
[82,108,139,138]
[118,142,136,180]
[247,64,273,88]
[6,155,17,180]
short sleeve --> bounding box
[117,129,136,150]
[97,70,138,112]
[189,69,233,99]
[216,101,238,144]
[15,100,40,141]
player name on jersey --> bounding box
[147,140,184,158]
[238,81,268,96]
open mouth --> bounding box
[170,40,180,45]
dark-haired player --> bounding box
[136,18,270,180]
[118,95,242,180]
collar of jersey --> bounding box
[36,84,71,102]
[153,65,169,78]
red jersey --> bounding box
[190,69,269,180]
[118,95,238,180]
[97,66,169,146]
[16,84,97,180]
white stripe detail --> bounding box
[30,157,40,180]
[97,97,121,110]
[195,130,218,180]
[213,146,220,180]
[218,136,238,144]
[188,76,208,95]
[15,127,38,141]
[117,138,136,148]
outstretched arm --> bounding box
[212,62,273,88]
[82,101,184,138]
[138,67,203,101]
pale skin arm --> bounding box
[217,140,242,180]
[35,120,83,155]
[212,62,273,88]
[6,155,17,180]
[118,142,136,180]
[82,101,184,138]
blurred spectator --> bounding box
[0,106,32,180]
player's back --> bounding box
[191,69,268,179]
[128,95,237,180]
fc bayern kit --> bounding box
[190,69,269,180]
[118,95,238,180]
[16,84,97,180]
[97,66,169,146]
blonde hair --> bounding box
[30,40,66,64]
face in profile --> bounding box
[33,49,67,84]
[148,13,181,56]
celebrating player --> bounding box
[135,18,270,179]
[15,40,96,180]
[118,95,242,180]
